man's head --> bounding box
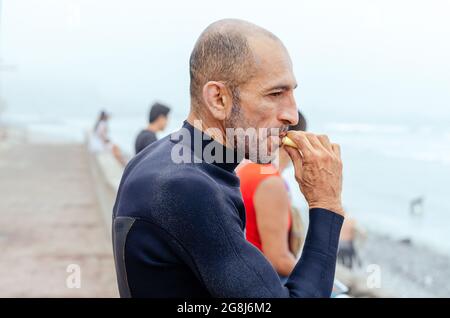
[149,102,171,131]
[189,19,299,163]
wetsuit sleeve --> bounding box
[159,175,344,298]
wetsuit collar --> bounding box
[179,120,243,173]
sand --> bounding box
[354,232,450,297]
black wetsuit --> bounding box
[112,121,344,298]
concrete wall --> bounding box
[86,145,124,238]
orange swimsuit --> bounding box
[237,162,291,251]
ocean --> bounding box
[3,111,450,255]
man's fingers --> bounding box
[287,131,336,158]
[317,134,333,152]
[304,133,324,150]
[286,131,314,157]
[331,143,341,158]
[285,132,344,217]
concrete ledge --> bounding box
[86,143,123,237]
[0,138,119,297]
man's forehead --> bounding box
[248,36,296,89]
[251,66,297,92]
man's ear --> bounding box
[202,81,232,121]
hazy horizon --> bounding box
[1,0,450,127]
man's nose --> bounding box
[278,95,298,126]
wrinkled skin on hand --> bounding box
[284,131,344,216]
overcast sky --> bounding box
[1,0,450,125]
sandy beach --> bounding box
[355,231,450,298]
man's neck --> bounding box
[147,123,159,133]
[187,111,228,147]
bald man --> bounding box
[112,19,344,298]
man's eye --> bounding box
[269,91,282,97]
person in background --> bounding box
[90,110,112,153]
[135,102,171,154]
[89,110,127,166]
[237,111,307,281]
